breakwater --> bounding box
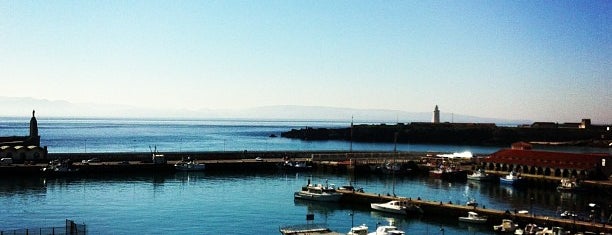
[281,123,611,147]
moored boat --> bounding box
[348,224,369,235]
[499,171,523,185]
[174,159,205,171]
[370,199,423,215]
[493,219,518,233]
[458,211,487,224]
[294,181,342,202]
[556,178,583,192]
[367,222,405,235]
[467,168,493,181]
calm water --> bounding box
[0,171,608,234]
[0,118,610,234]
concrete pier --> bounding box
[338,190,612,234]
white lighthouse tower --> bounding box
[432,105,440,123]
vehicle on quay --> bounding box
[467,168,493,181]
[294,181,342,202]
[493,219,518,233]
[458,211,487,224]
[370,199,423,215]
[499,171,523,185]
[556,178,583,192]
[174,158,205,172]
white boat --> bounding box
[370,200,423,215]
[348,224,369,235]
[556,178,583,192]
[367,223,405,235]
[467,169,492,181]
[499,171,522,185]
[458,211,487,224]
[493,219,518,233]
[294,182,342,202]
[174,160,205,171]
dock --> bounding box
[337,189,612,234]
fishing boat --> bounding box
[499,171,523,185]
[370,200,423,215]
[467,169,493,181]
[493,219,518,233]
[556,178,583,192]
[174,159,205,171]
[294,181,342,202]
[429,166,467,181]
[458,211,487,224]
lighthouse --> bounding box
[432,105,440,124]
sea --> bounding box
[0,118,610,234]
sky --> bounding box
[1,1,610,123]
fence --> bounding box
[1,220,86,235]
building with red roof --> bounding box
[481,143,611,179]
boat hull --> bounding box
[458,217,487,224]
[293,191,342,202]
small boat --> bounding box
[174,159,205,171]
[370,200,423,215]
[41,160,79,175]
[518,223,543,235]
[467,169,492,181]
[348,224,369,235]
[367,222,405,235]
[556,178,583,192]
[294,181,342,202]
[429,166,467,181]
[278,161,313,171]
[500,171,523,185]
[493,219,518,233]
[458,211,487,224]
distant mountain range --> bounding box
[0,96,530,124]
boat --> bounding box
[41,160,79,175]
[499,171,523,185]
[367,223,405,235]
[370,200,423,215]
[458,211,487,224]
[278,161,313,171]
[516,223,543,235]
[493,219,518,233]
[174,159,205,171]
[467,169,493,181]
[294,181,342,202]
[556,178,583,192]
[348,224,369,235]
[429,166,467,181]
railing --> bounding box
[0,220,86,235]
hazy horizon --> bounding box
[2,2,610,123]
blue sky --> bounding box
[1,1,610,123]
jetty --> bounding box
[337,189,612,234]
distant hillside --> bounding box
[0,96,530,124]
